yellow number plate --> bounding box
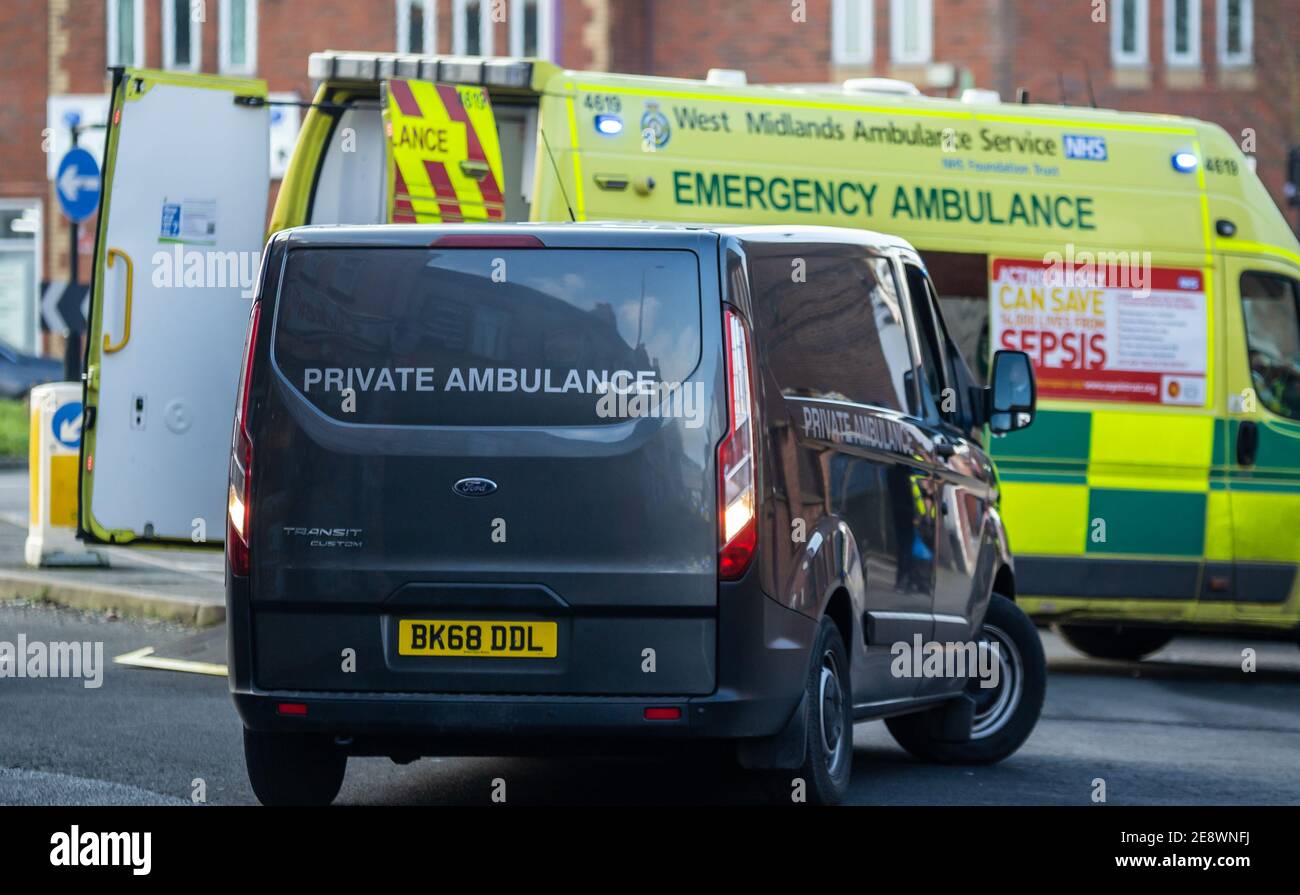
[398,620,558,658]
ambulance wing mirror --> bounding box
[987,350,1036,434]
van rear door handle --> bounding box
[459,160,491,181]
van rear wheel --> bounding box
[1056,624,1173,661]
[244,729,346,806]
[783,616,854,805]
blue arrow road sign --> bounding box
[52,400,83,449]
[56,148,100,223]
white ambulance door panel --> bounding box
[81,70,269,544]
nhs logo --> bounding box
[1063,135,1108,161]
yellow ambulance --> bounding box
[82,53,1300,657]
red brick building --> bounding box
[1,0,1297,356]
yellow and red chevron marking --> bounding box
[385,79,506,224]
[435,83,505,221]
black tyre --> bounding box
[244,728,347,806]
[886,593,1045,764]
[787,616,854,805]
[1055,624,1173,661]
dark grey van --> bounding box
[226,223,1045,805]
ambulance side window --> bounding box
[1241,272,1300,421]
[901,262,950,423]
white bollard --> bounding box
[25,382,107,567]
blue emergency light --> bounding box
[594,114,624,136]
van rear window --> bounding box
[272,247,701,427]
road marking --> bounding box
[114,646,227,677]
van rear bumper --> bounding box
[228,566,818,744]
[231,686,797,742]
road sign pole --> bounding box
[63,123,82,383]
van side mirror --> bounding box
[987,350,1036,434]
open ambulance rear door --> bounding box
[382,78,507,224]
[80,69,269,546]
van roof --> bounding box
[276,222,918,253]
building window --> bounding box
[219,0,257,75]
[1217,0,1253,67]
[162,0,202,71]
[1111,0,1149,66]
[453,0,494,56]
[831,0,873,65]
[397,0,437,54]
[0,201,42,356]
[509,0,554,59]
[107,0,145,67]
[889,0,932,65]
[1164,0,1201,66]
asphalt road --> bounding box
[2,600,1298,806]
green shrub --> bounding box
[0,398,30,459]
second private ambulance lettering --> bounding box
[801,405,910,454]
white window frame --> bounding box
[162,0,202,71]
[831,0,873,65]
[396,0,437,54]
[1111,0,1149,66]
[453,0,495,56]
[106,0,146,68]
[509,0,554,59]
[219,0,258,75]
[889,0,933,66]
[1217,0,1253,67]
[1163,0,1201,67]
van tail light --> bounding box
[227,302,261,577]
[718,307,757,580]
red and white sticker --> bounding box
[990,257,1207,406]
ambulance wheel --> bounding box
[1056,624,1173,661]
[886,594,1045,764]
[244,729,346,806]
[787,616,854,805]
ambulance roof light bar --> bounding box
[308,51,534,90]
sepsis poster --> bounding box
[990,257,1208,406]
